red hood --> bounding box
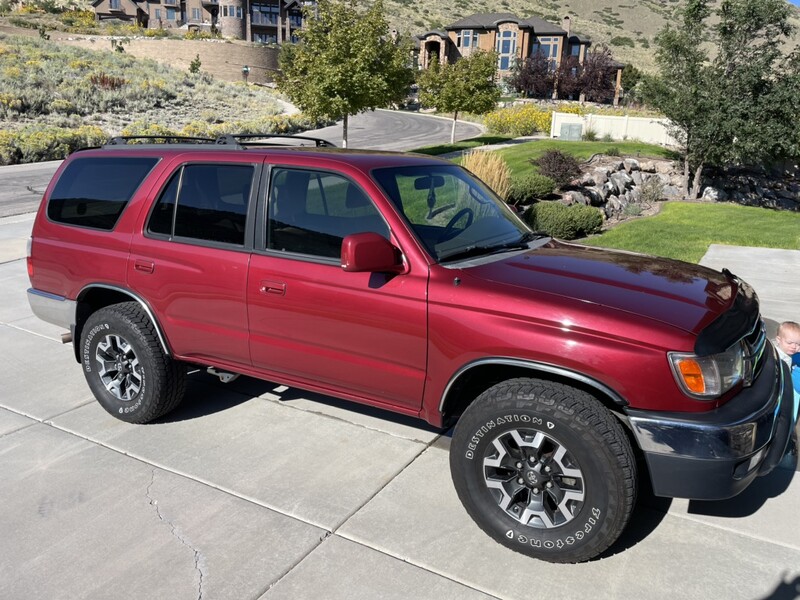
[465,240,736,335]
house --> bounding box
[92,0,308,43]
[416,13,623,104]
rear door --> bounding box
[247,165,428,411]
[128,157,258,367]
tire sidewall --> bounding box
[81,310,156,423]
[451,400,626,561]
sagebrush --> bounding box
[524,201,603,240]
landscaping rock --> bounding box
[592,168,610,187]
[623,158,640,173]
[702,187,727,201]
[610,171,634,195]
[631,171,644,186]
[662,186,683,200]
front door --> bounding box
[247,166,428,411]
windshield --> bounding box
[372,164,534,262]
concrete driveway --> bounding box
[1,211,798,600]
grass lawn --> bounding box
[581,202,800,263]
[413,135,514,156]
[498,140,678,177]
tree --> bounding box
[276,0,413,148]
[508,54,555,98]
[578,45,617,103]
[417,51,500,144]
[642,0,798,198]
[555,55,581,100]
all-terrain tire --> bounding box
[450,378,636,563]
[80,302,186,424]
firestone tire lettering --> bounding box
[450,378,637,563]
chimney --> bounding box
[562,15,571,36]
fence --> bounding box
[550,112,681,147]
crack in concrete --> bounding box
[146,470,206,600]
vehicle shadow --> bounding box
[158,370,442,436]
[687,445,797,518]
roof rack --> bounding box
[214,133,336,148]
[105,135,216,145]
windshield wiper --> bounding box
[439,232,542,263]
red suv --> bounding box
[27,135,795,563]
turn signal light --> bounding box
[676,359,705,394]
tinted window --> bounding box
[268,168,388,258]
[372,164,527,262]
[47,157,158,230]
[148,164,253,246]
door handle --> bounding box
[134,259,155,274]
[259,280,286,295]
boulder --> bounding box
[631,170,644,186]
[563,190,589,205]
[639,161,657,173]
[580,172,595,186]
[584,187,605,206]
[623,158,640,173]
[662,186,683,200]
[592,168,610,186]
[610,171,633,195]
[701,187,727,201]
[654,161,674,174]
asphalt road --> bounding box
[0,110,483,218]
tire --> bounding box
[450,378,636,563]
[80,302,186,424]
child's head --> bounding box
[776,321,800,356]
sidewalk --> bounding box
[0,211,797,599]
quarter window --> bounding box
[47,157,158,230]
[267,168,388,259]
[496,30,517,71]
[147,163,253,246]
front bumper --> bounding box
[626,344,794,500]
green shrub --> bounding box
[531,150,582,188]
[506,173,556,205]
[1,124,107,164]
[610,36,636,48]
[524,201,603,240]
[582,128,598,142]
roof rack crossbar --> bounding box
[214,133,336,148]
[105,135,216,146]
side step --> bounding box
[207,367,240,384]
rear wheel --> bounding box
[450,378,636,563]
[80,302,186,423]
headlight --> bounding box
[668,343,744,399]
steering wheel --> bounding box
[440,208,474,242]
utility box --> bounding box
[559,123,583,141]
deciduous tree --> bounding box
[417,51,500,144]
[642,0,798,198]
[276,0,413,148]
[508,54,555,98]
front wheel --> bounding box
[450,378,636,563]
[80,302,186,424]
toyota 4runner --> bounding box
[26,134,796,563]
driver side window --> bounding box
[267,168,389,259]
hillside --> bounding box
[383,0,800,72]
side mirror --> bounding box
[341,232,403,273]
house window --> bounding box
[457,29,480,48]
[289,8,302,27]
[191,7,200,20]
[570,44,580,56]
[109,0,120,9]
[236,6,242,17]
[155,8,161,19]
[166,7,176,20]
[254,32,278,43]
[252,2,278,25]
[496,30,517,70]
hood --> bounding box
[465,240,736,336]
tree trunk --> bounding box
[450,111,458,145]
[690,163,704,200]
[682,155,691,199]
[342,114,348,149]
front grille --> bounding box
[742,317,767,386]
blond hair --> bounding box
[778,321,800,337]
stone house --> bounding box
[416,13,623,104]
[91,0,308,42]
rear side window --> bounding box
[147,163,254,246]
[47,157,158,230]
